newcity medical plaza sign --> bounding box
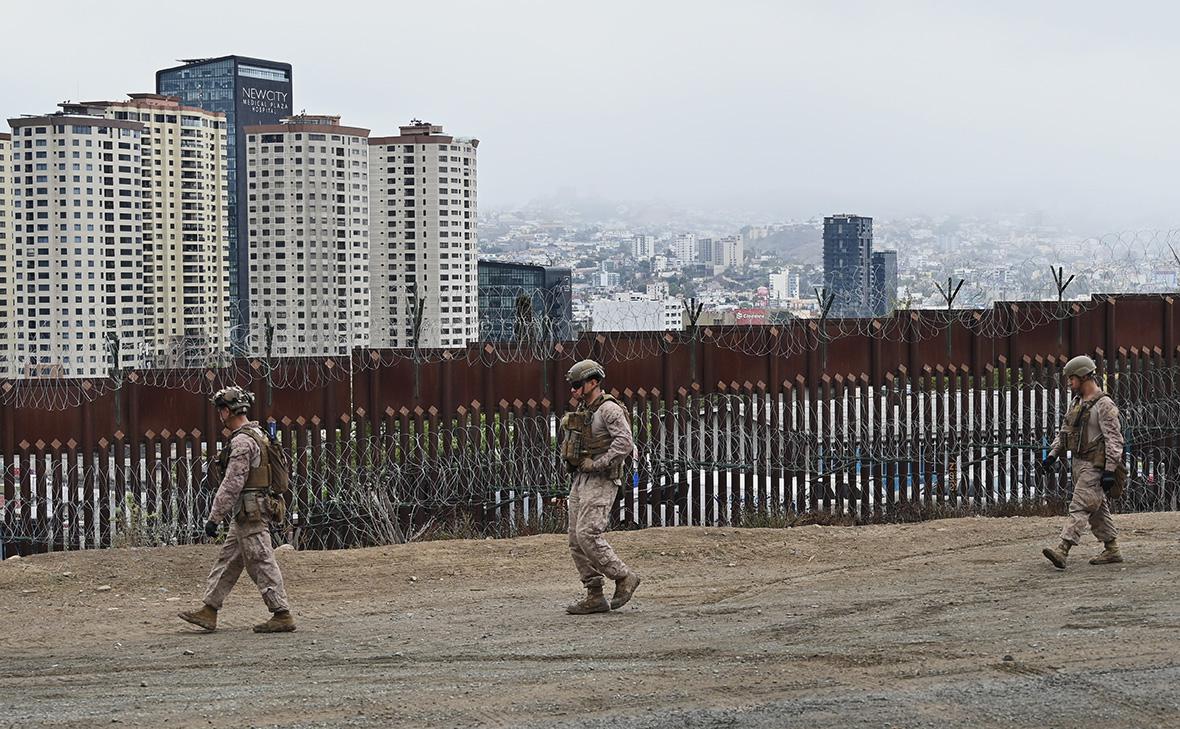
[236,77,293,128]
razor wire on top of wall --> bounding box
[2,353,1178,553]
[5,228,1180,410]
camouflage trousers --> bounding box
[568,474,630,588]
[203,520,290,613]
[1061,463,1117,545]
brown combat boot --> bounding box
[1042,540,1071,570]
[178,604,218,632]
[566,585,610,615]
[610,572,642,610]
[1089,539,1124,565]
[253,610,297,633]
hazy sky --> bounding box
[4,1,1179,227]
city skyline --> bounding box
[4,1,1180,229]
[5,3,1180,380]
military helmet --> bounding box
[566,359,606,384]
[1063,355,1097,380]
[211,386,255,415]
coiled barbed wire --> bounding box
[5,228,1180,410]
[2,356,1176,552]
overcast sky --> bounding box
[4,1,1178,228]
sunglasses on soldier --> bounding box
[569,379,587,390]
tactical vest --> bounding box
[1063,394,1110,469]
[560,393,630,480]
[1062,392,1127,497]
[215,424,271,491]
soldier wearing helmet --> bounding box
[559,359,641,614]
[1040,355,1125,569]
[179,386,296,633]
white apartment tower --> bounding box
[0,132,12,375]
[630,234,655,260]
[7,115,146,378]
[61,95,229,367]
[369,122,478,349]
[672,233,697,264]
[243,115,371,358]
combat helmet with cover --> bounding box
[566,359,606,385]
[211,386,255,415]
[1063,355,1097,380]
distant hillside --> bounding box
[747,224,822,263]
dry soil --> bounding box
[3,514,1179,728]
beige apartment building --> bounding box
[62,95,229,367]
[369,122,478,349]
[0,132,11,375]
[6,115,146,378]
[243,115,371,358]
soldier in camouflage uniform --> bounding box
[560,360,642,614]
[179,387,296,633]
[1041,355,1125,569]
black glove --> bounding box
[1101,471,1116,493]
[204,520,219,538]
[1040,454,1057,471]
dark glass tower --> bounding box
[477,261,574,342]
[156,56,293,347]
[871,250,898,317]
[822,214,873,318]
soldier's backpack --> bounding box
[265,432,291,495]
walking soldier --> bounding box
[560,360,642,614]
[179,387,296,632]
[1041,355,1126,569]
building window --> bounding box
[238,64,290,82]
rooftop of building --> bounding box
[370,120,479,147]
[284,114,341,126]
[8,114,144,131]
[59,94,226,118]
[479,259,570,274]
[244,114,369,137]
[156,55,292,73]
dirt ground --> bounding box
[3,513,1180,729]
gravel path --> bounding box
[2,513,1178,728]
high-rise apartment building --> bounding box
[697,237,715,267]
[717,234,744,268]
[157,55,293,345]
[0,132,11,375]
[671,233,697,264]
[61,95,229,366]
[243,115,370,358]
[696,234,744,272]
[369,122,478,349]
[630,234,655,260]
[823,214,873,317]
[871,250,898,317]
[7,115,146,378]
